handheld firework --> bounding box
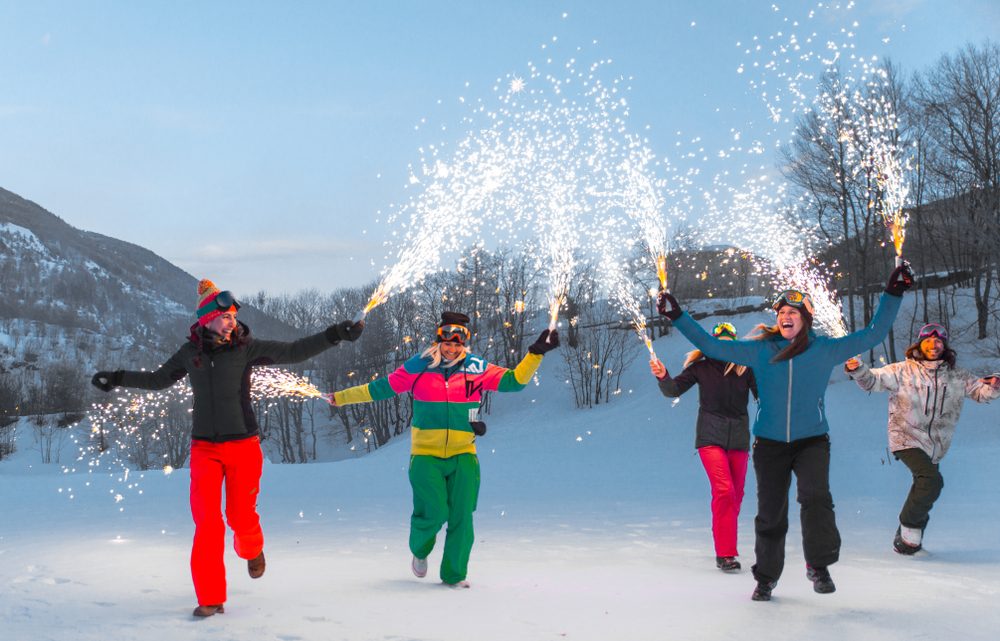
[354,286,389,324]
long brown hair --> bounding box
[904,340,956,368]
[750,313,813,362]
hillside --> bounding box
[2,293,999,640]
[0,186,297,410]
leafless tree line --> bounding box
[782,41,1000,351]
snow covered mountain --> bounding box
[0,186,294,411]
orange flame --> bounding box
[890,219,905,257]
[548,294,564,330]
[656,254,668,290]
[363,286,389,315]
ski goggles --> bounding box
[436,324,471,344]
[772,289,814,316]
[197,290,241,319]
[712,322,737,339]
[917,323,948,341]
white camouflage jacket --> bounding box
[847,358,1000,463]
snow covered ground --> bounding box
[3,300,1000,641]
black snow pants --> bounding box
[893,448,944,531]
[751,434,841,584]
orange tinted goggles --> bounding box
[436,324,470,344]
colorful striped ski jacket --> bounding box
[333,350,543,458]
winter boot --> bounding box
[806,565,836,594]
[192,604,224,617]
[411,555,428,579]
[893,525,922,555]
[716,556,741,572]
[443,580,471,589]
[248,551,266,579]
[751,580,777,601]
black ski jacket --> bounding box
[119,321,340,442]
[657,357,758,451]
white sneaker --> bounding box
[411,556,428,578]
[443,580,471,589]
[900,524,923,547]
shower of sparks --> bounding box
[600,245,659,360]
[735,2,914,265]
[702,174,848,337]
[62,367,326,506]
[366,43,682,329]
[250,368,323,399]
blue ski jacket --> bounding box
[672,292,902,443]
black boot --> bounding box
[716,556,741,572]
[751,580,777,601]
[806,565,836,594]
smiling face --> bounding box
[206,311,238,341]
[920,336,945,360]
[439,340,465,361]
[776,305,804,340]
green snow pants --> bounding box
[408,453,481,584]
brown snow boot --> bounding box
[192,604,224,617]
[248,551,266,579]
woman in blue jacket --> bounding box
[657,265,911,601]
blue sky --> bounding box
[1,1,997,296]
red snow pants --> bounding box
[698,446,749,557]
[189,436,264,606]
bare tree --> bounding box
[913,41,1000,339]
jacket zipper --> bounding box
[786,359,793,442]
[444,372,451,457]
[208,353,218,441]
[927,368,939,460]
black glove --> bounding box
[91,370,122,393]
[528,329,560,354]
[656,290,682,321]
[885,263,914,297]
[470,421,487,437]
[326,320,364,343]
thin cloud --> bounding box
[187,237,369,262]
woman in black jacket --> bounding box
[650,321,757,572]
[91,279,362,617]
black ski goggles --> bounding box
[772,289,814,316]
[197,290,241,320]
[436,324,470,345]
[918,323,948,341]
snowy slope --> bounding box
[2,298,999,641]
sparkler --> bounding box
[65,367,327,506]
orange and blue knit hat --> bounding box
[196,279,239,326]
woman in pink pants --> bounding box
[650,322,757,571]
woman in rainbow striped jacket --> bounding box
[326,311,559,588]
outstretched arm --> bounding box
[846,359,900,393]
[828,265,911,361]
[249,320,364,366]
[657,291,761,366]
[827,292,903,362]
[653,359,698,398]
[94,348,188,392]
[671,314,761,367]
[329,356,423,406]
[481,330,559,393]
[964,372,1000,403]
